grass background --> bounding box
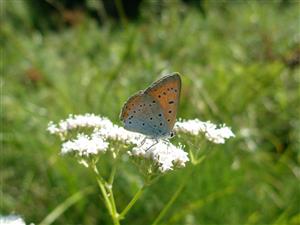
[1,0,300,224]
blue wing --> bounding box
[120,92,169,138]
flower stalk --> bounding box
[120,185,146,220]
[90,162,120,225]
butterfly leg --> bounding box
[162,139,170,145]
[145,139,159,152]
[138,137,147,148]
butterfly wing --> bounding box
[144,73,181,131]
[120,91,169,137]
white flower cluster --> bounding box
[131,140,189,172]
[47,114,235,172]
[94,125,141,144]
[175,119,235,144]
[47,114,113,137]
[47,113,142,143]
[61,133,108,156]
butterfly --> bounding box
[120,72,181,144]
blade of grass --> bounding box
[39,186,94,225]
[168,186,235,224]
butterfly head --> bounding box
[155,130,176,140]
[169,130,176,139]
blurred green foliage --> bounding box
[1,0,300,224]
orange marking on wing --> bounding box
[120,91,143,121]
[145,73,181,129]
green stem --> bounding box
[107,182,119,223]
[109,162,117,185]
[107,159,119,222]
[188,148,196,164]
[191,137,207,165]
[151,183,185,225]
[91,163,120,225]
[95,177,113,215]
[151,168,195,225]
[120,185,145,219]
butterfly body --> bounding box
[120,73,181,139]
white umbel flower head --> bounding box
[205,125,235,144]
[175,119,208,135]
[175,119,235,144]
[131,139,189,173]
[47,114,114,137]
[94,125,142,144]
[61,133,108,156]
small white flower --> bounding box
[61,133,108,156]
[0,215,26,225]
[175,119,235,144]
[131,139,189,173]
[47,121,59,134]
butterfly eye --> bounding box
[170,131,175,138]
